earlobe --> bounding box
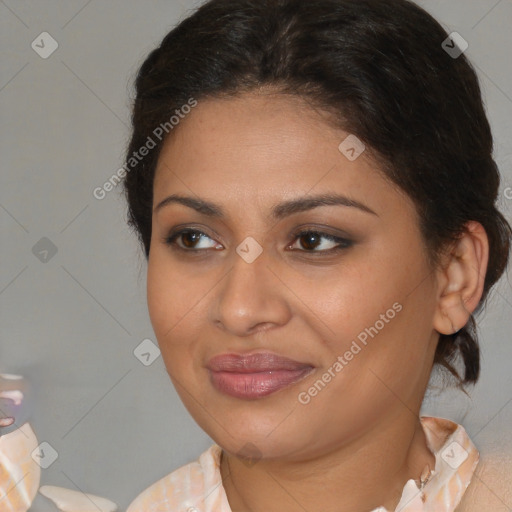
[435,293,470,335]
[433,222,489,336]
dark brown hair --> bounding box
[121,0,511,387]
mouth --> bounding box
[207,352,315,400]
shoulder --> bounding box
[455,449,512,512]
[126,444,224,512]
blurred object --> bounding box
[0,416,15,428]
[0,373,118,511]
[0,422,41,512]
[39,485,118,512]
[0,373,33,436]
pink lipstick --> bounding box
[207,352,314,400]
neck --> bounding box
[220,409,436,512]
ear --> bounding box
[433,221,489,335]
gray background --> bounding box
[1,1,511,511]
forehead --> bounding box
[155,92,343,177]
[152,92,405,220]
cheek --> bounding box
[147,251,202,336]
[289,261,404,347]
[146,252,207,374]
[294,242,434,369]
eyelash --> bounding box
[163,228,353,255]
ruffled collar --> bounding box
[370,416,479,511]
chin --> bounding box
[200,405,309,459]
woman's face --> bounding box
[147,92,440,460]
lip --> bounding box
[207,352,315,400]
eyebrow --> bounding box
[153,193,378,219]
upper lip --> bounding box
[207,352,314,373]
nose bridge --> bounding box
[223,244,270,307]
[213,242,290,335]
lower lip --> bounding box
[209,368,313,400]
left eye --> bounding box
[288,231,353,253]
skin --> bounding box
[147,90,489,512]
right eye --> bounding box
[163,229,223,252]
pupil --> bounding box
[183,231,200,248]
[301,232,319,250]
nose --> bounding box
[211,247,292,337]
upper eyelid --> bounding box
[168,226,349,239]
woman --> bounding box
[121,0,511,510]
